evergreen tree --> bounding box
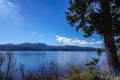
[66,0,120,73]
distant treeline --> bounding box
[0,43,104,51]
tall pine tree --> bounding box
[66,0,120,73]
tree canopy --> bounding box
[66,0,120,38]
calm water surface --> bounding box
[2,51,108,70]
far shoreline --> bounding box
[0,49,105,51]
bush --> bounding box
[86,69,100,80]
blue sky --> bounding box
[0,0,102,47]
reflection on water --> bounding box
[1,51,108,70]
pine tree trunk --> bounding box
[100,0,120,73]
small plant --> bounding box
[86,69,100,80]
[68,65,86,80]
[0,53,4,79]
[70,73,81,80]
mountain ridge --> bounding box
[0,42,101,51]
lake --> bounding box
[1,51,108,70]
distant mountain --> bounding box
[0,43,101,51]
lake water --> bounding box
[1,51,108,70]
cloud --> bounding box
[56,35,103,47]
[39,34,42,37]
[32,32,43,37]
[0,0,23,26]
[6,1,15,8]
[32,32,37,35]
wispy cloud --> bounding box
[32,32,43,37]
[0,0,23,26]
[6,1,15,8]
[56,35,103,47]
[32,32,37,35]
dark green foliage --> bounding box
[86,69,100,80]
[85,58,98,70]
[68,66,83,80]
[116,36,120,58]
[96,49,102,56]
[68,65,101,80]
[85,48,102,70]
[66,0,120,37]
[66,0,102,37]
